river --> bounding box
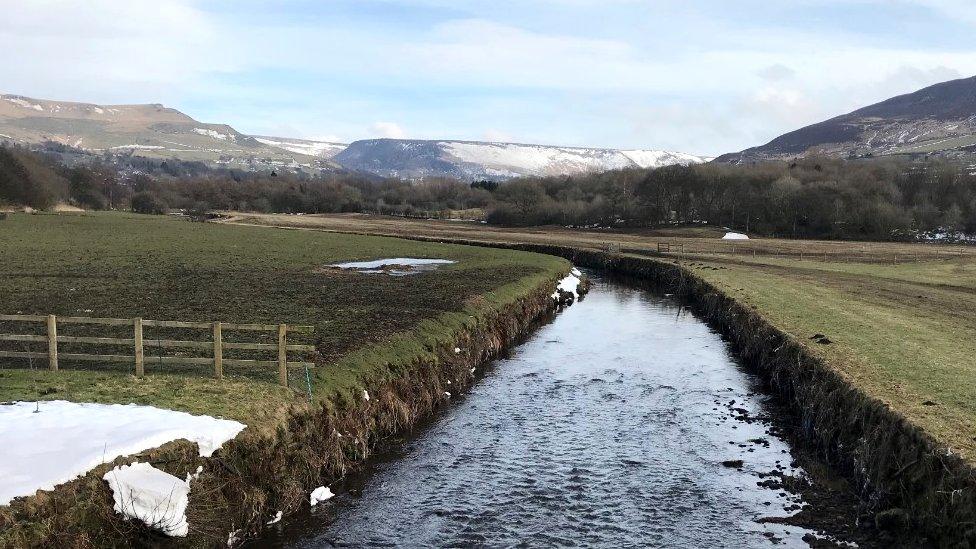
[255,274,867,548]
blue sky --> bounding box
[3,0,976,155]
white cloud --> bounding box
[370,122,406,139]
[757,64,796,82]
[0,0,232,102]
[2,1,976,155]
[899,0,976,25]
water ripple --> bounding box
[272,279,834,548]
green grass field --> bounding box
[0,212,568,429]
[685,254,976,461]
[231,212,976,463]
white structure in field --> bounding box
[722,232,750,240]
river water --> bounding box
[256,275,862,548]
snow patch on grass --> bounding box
[0,400,245,505]
[193,128,233,141]
[4,97,44,111]
[919,228,976,243]
[108,144,166,150]
[329,257,455,276]
[253,136,347,158]
[103,462,190,537]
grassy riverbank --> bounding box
[0,211,568,428]
[231,212,976,463]
[686,254,976,462]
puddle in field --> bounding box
[254,274,882,548]
[327,258,455,276]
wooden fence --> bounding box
[656,242,685,253]
[0,314,315,386]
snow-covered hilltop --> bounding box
[334,139,710,180]
[252,136,348,159]
[0,93,709,179]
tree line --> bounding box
[0,144,491,217]
[484,157,976,239]
[2,143,974,240]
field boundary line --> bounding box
[0,314,315,385]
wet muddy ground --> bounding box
[254,274,906,548]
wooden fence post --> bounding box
[278,323,288,386]
[134,317,144,378]
[213,321,223,379]
[46,314,58,371]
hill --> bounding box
[0,94,337,172]
[333,139,709,180]
[0,93,709,180]
[717,75,976,163]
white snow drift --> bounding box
[330,257,455,276]
[103,462,191,537]
[192,127,233,141]
[722,232,750,240]
[0,400,245,505]
[253,136,347,159]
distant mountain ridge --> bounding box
[718,75,976,163]
[0,94,337,172]
[0,93,709,179]
[334,139,710,180]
